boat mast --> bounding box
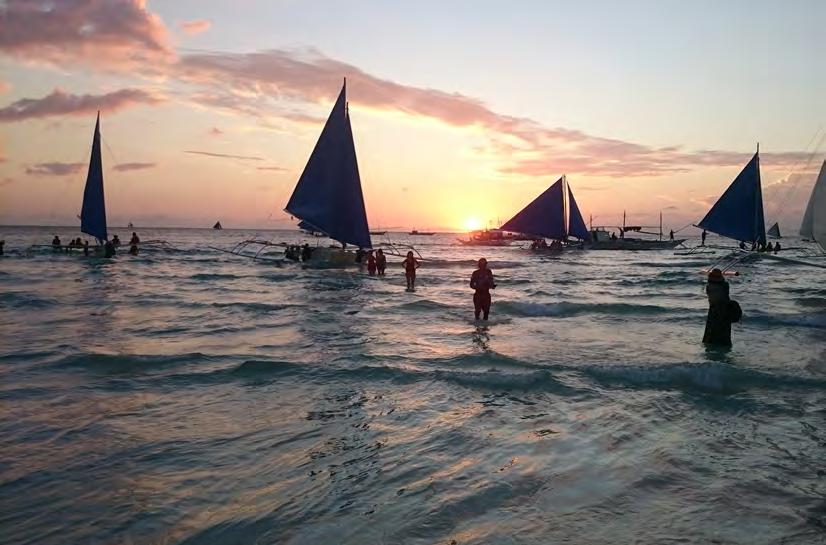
[659,211,663,241]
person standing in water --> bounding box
[367,250,377,276]
[376,249,387,276]
[701,229,708,246]
[702,268,732,347]
[402,251,420,291]
[470,258,496,321]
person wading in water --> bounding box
[703,268,733,347]
[470,258,496,320]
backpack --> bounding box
[727,300,742,323]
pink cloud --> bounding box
[25,162,85,176]
[176,49,812,177]
[0,81,10,94]
[0,88,162,122]
[178,19,211,35]
[114,162,156,172]
[0,0,173,67]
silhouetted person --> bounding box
[52,235,61,250]
[112,234,121,247]
[765,242,773,253]
[367,250,377,275]
[355,248,365,263]
[83,240,89,256]
[774,242,781,254]
[669,230,674,241]
[610,232,618,241]
[739,241,746,250]
[301,243,312,262]
[129,232,140,245]
[470,258,496,321]
[376,249,387,275]
[701,229,707,246]
[702,268,732,347]
[402,251,420,290]
[129,242,139,255]
[104,240,116,258]
[0,240,4,256]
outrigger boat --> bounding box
[220,79,420,265]
[497,175,589,252]
[588,211,684,250]
[457,229,512,246]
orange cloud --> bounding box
[0,81,10,94]
[178,19,211,35]
[0,88,162,122]
[0,0,173,68]
[113,162,156,172]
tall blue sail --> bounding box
[80,113,108,243]
[697,152,766,245]
[500,178,566,239]
[567,184,590,240]
[285,80,372,249]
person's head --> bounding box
[84,240,88,246]
[477,257,488,269]
[407,251,413,258]
[377,249,383,255]
[708,268,724,283]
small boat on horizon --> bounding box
[213,221,223,230]
[409,230,435,236]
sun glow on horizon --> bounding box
[462,217,483,231]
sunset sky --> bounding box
[1,0,824,232]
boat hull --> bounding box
[587,239,685,250]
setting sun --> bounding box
[462,217,483,231]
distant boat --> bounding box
[370,230,387,236]
[697,148,766,247]
[128,222,134,228]
[457,229,511,246]
[497,175,590,251]
[409,230,435,236]
[213,221,223,230]
[800,160,826,252]
[284,78,372,264]
[767,222,781,239]
[589,209,685,250]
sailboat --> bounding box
[213,221,223,230]
[767,222,781,239]
[80,113,109,248]
[697,148,766,249]
[799,160,826,252]
[283,78,372,265]
[492,176,589,251]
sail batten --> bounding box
[800,160,826,250]
[698,151,766,245]
[80,113,107,243]
[285,80,372,249]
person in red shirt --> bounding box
[402,251,420,291]
[367,250,377,275]
[470,258,496,320]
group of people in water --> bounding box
[49,232,142,257]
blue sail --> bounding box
[698,152,766,245]
[500,178,566,239]
[285,80,372,249]
[80,113,108,243]
[567,184,590,241]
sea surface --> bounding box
[1,226,825,545]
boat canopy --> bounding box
[698,151,766,245]
[285,79,372,249]
[800,160,826,249]
[500,176,590,241]
[80,112,108,244]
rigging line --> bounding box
[765,126,825,220]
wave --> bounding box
[398,299,454,312]
[190,272,240,281]
[0,292,57,309]
[421,259,528,269]
[497,300,676,318]
[577,361,826,394]
[747,312,826,329]
[209,301,298,313]
[51,352,217,372]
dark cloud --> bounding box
[0,88,162,122]
[113,162,156,172]
[0,0,173,67]
[184,150,263,161]
[26,162,85,176]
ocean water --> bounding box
[1,226,825,545]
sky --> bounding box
[0,0,824,232]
